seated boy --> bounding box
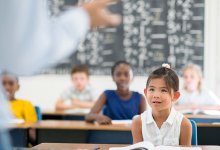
[1,71,37,122]
[55,64,95,110]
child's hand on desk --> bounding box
[72,99,86,108]
[96,115,112,124]
[72,99,81,104]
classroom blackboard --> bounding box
[45,0,205,75]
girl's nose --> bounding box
[153,94,159,99]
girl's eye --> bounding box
[161,89,168,92]
[148,88,154,92]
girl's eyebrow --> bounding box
[148,85,168,89]
[148,86,155,88]
[160,87,168,89]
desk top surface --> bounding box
[32,143,127,149]
[197,123,220,127]
[32,143,220,150]
[185,114,220,119]
[8,122,34,129]
[32,120,131,131]
[42,109,220,119]
[10,120,220,130]
[42,109,90,116]
[32,120,220,130]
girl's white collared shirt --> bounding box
[178,87,220,106]
[141,107,183,146]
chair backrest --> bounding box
[190,119,198,145]
[34,106,42,121]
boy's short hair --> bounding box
[0,70,19,82]
[71,64,90,76]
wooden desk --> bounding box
[32,143,127,150]
[186,114,220,123]
[32,120,220,145]
[9,123,33,147]
[42,109,89,120]
[32,120,130,131]
[185,114,220,144]
[32,120,132,144]
[32,143,220,150]
[43,111,220,122]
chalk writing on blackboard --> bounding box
[44,0,204,75]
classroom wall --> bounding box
[16,75,148,110]
[16,74,218,111]
[204,0,220,97]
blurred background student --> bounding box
[175,63,220,111]
[56,64,95,110]
[85,61,146,124]
[0,71,37,123]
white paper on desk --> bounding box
[64,108,90,114]
[112,120,132,124]
[179,109,201,115]
[109,141,202,150]
[156,146,202,150]
[8,119,24,124]
[180,109,220,115]
[179,109,195,114]
[202,110,220,115]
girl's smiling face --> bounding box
[144,78,180,112]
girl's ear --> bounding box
[144,88,147,96]
[173,91,180,102]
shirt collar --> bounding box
[165,107,176,125]
[146,108,154,124]
[146,107,177,125]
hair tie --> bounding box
[162,63,171,69]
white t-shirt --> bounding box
[177,87,220,105]
[141,108,183,146]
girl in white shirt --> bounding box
[132,64,192,146]
[175,63,220,110]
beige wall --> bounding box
[16,75,147,110]
[204,0,220,97]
